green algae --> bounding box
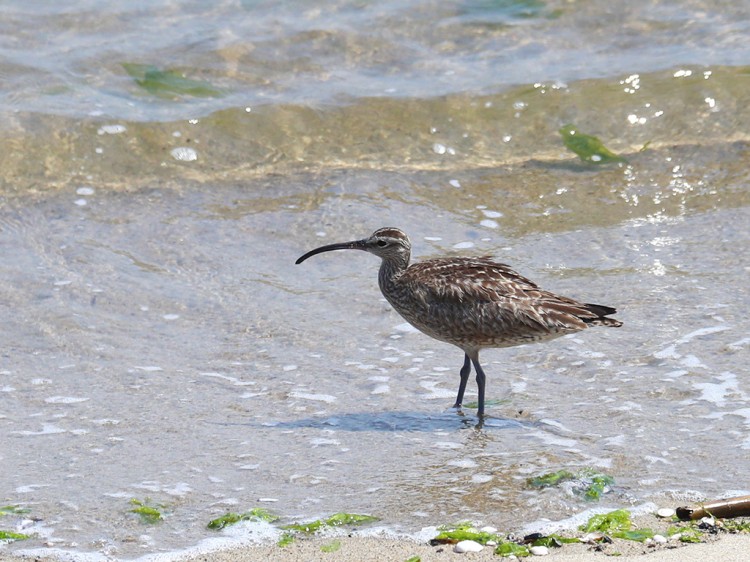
[431,522,537,558]
[527,468,614,501]
[207,508,279,530]
[580,509,654,542]
[495,541,531,557]
[122,63,223,98]
[0,530,31,542]
[528,533,579,547]
[0,505,30,516]
[129,498,164,524]
[527,469,575,488]
[559,124,626,163]
[282,512,378,534]
[276,512,377,547]
[580,509,632,534]
[431,521,502,545]
[668,524,703,543]
[0,505,33,542]
[325,512,378,527]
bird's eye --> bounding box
[377,240,388,247]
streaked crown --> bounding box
[365,227,411,263]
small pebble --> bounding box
[480,526,498,533]
[530,545,549,556]
[170,147,198,161]
[653,534,667,544]
[97,124,126,135]
[454,540,483,553]
[656,507,675,518]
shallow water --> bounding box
[1,0,750,559]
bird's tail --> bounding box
[582,303,623,327]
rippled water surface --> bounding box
[1,0,749,559]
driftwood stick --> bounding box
[676,494,750,521]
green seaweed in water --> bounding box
[0,505,33,542]
[580,469,615,501]
[282,512,378,534]
[527,469,576,488]
[122,63,223,98]
[207,508,279,530]
[404,557,421,562]
[0,530,31,542]
[325,512,378,527]
[129,498,164,524]
[559,124,626,163]
[527,468,614,501]
[0,505,30,516]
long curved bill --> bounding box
[295,239,367,264]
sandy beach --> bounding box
[175,533,750,562]
[4,534,750,562]
[4,514,749,562]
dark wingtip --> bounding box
[582,303,622,327]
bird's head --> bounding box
[295,227,411,266]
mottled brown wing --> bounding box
[401,257,615,334]
[401,257,542,302]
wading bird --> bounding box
[296,227,621,418]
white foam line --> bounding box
[676,325,730,345]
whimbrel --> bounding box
[295,227,622,418]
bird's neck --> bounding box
[378,255,409,292]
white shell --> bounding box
[454,540,484,553]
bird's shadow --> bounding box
[221,409,534,433]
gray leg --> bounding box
[453,354,472,408]
[470,356,486,418]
